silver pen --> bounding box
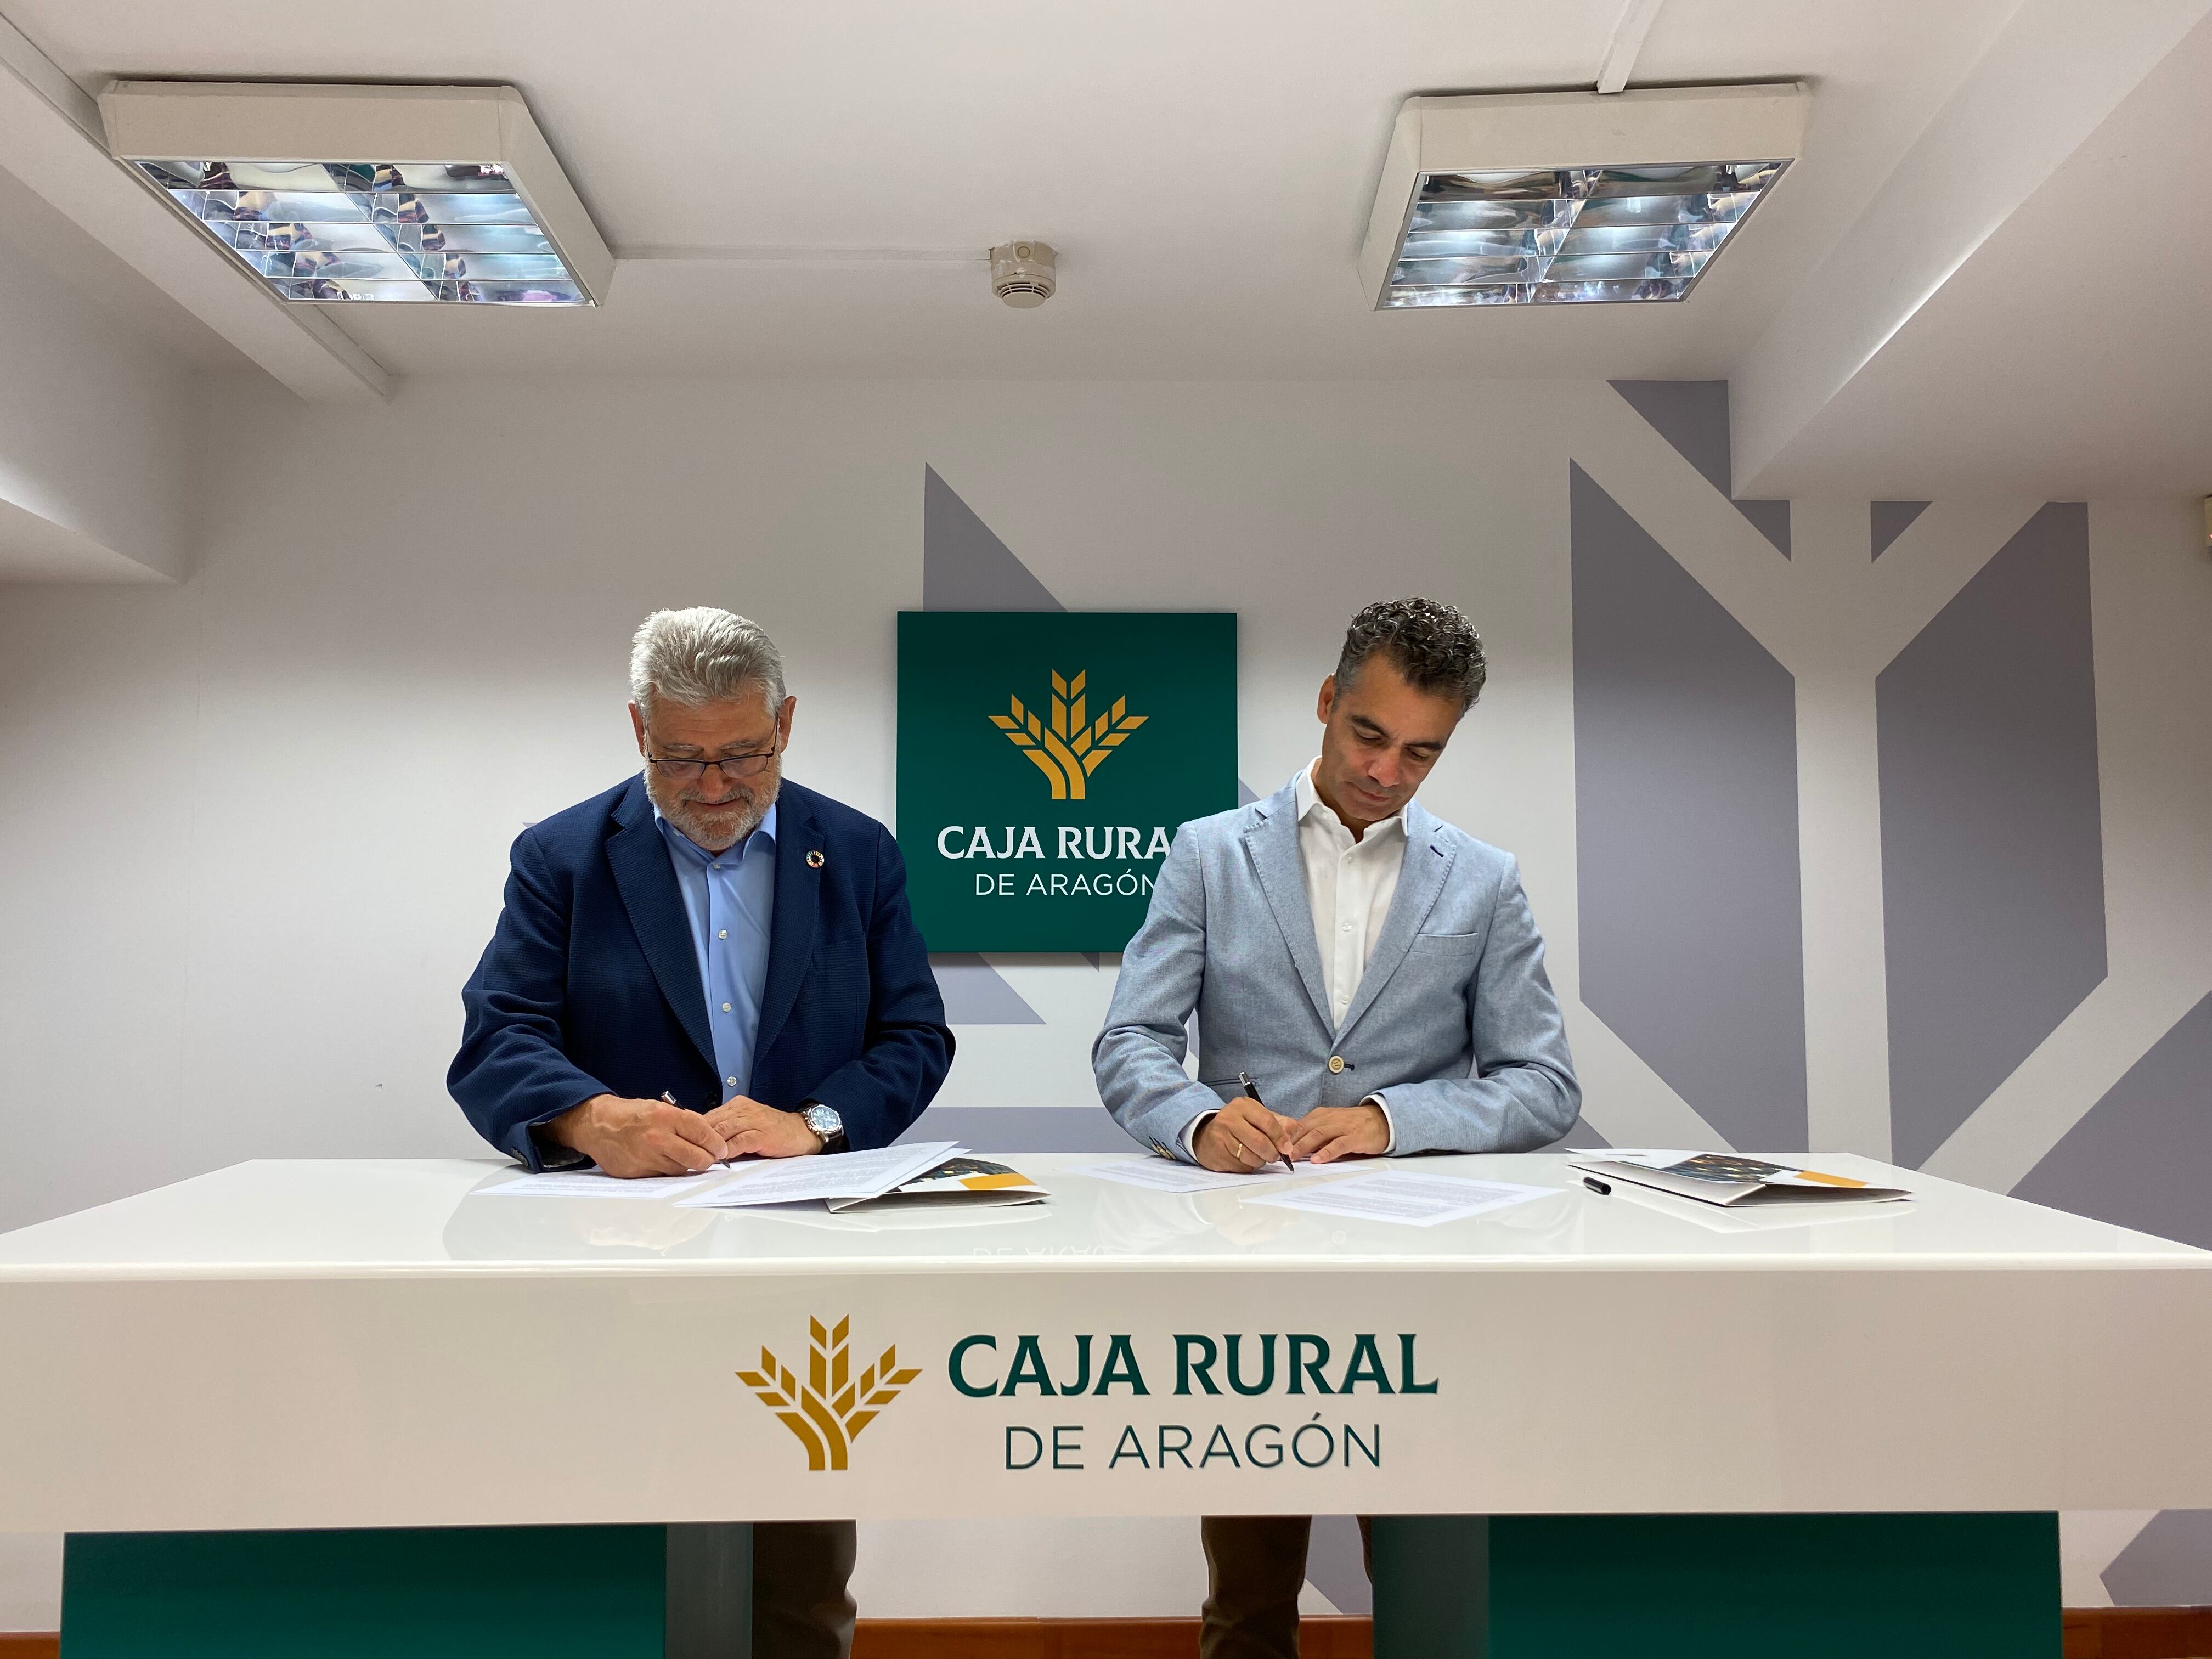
[1237,1070,1296,1176]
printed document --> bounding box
[1242,1171,1555,1227]
[1572,1151,1910,1207]
[827,1155,1048,1212]
[1076,1156,1296,1194]
[675,1142,962,1209]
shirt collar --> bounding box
[653,800,778,865]
[1295,759,1406,842]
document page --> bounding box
[1076,1156,1295,1194]
[473,1169,734,1200]
[675,1142,961,1209]
[1241,1171,1555,1227]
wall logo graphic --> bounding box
[990,669,1147,801]
[736,1315,921,1471]
[899,611,1237,952]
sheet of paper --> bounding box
[675,1142,962,1209]
[1075,1156,1295,1194]
[473,1169,733,1200]
[1240,1171,1556,1227]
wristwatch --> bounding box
[799,1101,845,1151]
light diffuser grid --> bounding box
[134,159,586,304]
[1385,159,1787,307]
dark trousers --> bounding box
[1199,1515,1373,1659]
[754,1520,857,1659]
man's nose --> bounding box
[1367,752,1403,789]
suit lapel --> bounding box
[1336,801,1455,1041]
[754,787,821,1063]
[605,777,716,1073]
[1242,783,1333,1031]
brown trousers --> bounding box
[1199,1515,1374,1659]
[754,1519,858,1659]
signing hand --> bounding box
[546,1094,730,1177]
[1194,1096,1299,1173]
[703,1094,825,1159]
[1285,1102,1390,1165]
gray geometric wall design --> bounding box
[1878,503,2106,1168]
[1570,461,1809,1150]
[911,469,1209,1155]
[2012,992,2212,1249]
[922,467,1055,1030]
[923,465,1063,612]
[2101,1508,2212,1607]
[1609,380,1792,558]
[1870,500,1931,559]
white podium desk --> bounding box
[3,1150,2208,1534]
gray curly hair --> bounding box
[629,607,786,725]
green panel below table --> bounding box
[61,1525,667,1659]
[1371,1511,2061,1659]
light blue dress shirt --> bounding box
[654,804,777,1102]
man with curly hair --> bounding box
[1093,597,1580,1659]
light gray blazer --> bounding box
[1093,780,1580,1161]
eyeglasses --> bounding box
[644,738,782,783]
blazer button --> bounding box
[1328,1055,1345,1074]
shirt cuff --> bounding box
[1181,1110,1218,1161]
[1362,1093,1397,1155]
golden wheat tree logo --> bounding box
[989,669,1147,801]
[735,1316,921,1471]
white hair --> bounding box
[629,607,786,725]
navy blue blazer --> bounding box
[449,775,954,1167]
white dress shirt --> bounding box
[1184,760,1404,1155]
[1294,758,1406,1031]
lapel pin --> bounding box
[806,849,825,869]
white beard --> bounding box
[645,766,780,853]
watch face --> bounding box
[803,1104,843,1139]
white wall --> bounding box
[1,374,2206,1627]
[0,166,198,581]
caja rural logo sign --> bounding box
[736,1315,920,1472]
[990,669,1146,801]
[898,611,1237,953]
[738,1320,1439,1475]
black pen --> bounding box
[1237,1070,1297,1176]
[1582,1176,1611,1195]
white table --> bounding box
[4,1151,2207,1657]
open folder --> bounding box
[1571,1151,1910,1207]
[825,1155,1048,1213]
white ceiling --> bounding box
[0,0,2207,495]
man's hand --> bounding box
[703,1094,825,1159]
[545,1094,729,1177]
[1194,1096,1299,1173]
[1285,1102,1390,1165]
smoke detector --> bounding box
[990,241,1056,307]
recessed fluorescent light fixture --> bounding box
[1358,83,1808,308]
[98,81,613,306]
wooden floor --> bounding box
[851,1616,1372,1657]
[1,1607,2205,1656]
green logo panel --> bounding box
[898,611,1238,953]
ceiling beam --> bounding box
[0,12,392,403]
[1596,0,1667,95]
[1729,0,2212,494]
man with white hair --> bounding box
[449,606,953,1658]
